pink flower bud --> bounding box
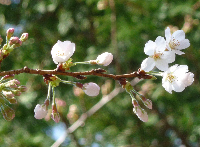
[7,97,17,104]
[1,74,15,81]
[7,28,14,39]
[20,33,28,42]
[133,105,148,122]
[1,104,15,121]
[18,85,27,92]
[2,91,15,98]
[51,104,60,123]
[83,82,100,96]
[34,104,48,119]
[11,90,21,96]
[96,52,113,66]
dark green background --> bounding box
[0,0,199,146]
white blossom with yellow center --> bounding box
[165,27,190,55]
[162,64,194,93]
[141,36,175,72]
[51,40,75,64]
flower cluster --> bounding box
[0,28,28,64]
[141,27,194,93]
[0,74,27,121]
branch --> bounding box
[0,66,153,80]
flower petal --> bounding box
[141,57,155,72]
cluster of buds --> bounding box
[0,28,28,63]
[0,74,27,121]
[120,80,152,122]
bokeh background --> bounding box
[0,0,200,146]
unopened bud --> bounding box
[51,104,60,123]
[20,33,28,42]
[11,90,21,96]
[18,85,27,92]
[2,91,15,98]
[133,106,148,122]
[1,104,15,121]
[1,74,15,81]
[6,28,14,39]
[9,37,20,45]
[7,97,17,104]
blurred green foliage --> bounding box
[0,0,200,146]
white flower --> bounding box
[165,27,190,55]
[83,82,100,96]
[51,40,75,64]
[96,52,113,66]
[141,36,175,72]
[34,104,48,119]
[133,106,148,122]
[162,64,194,94]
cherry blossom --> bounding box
[51,40,75,64]
[141,36,175,72]
[165,27,190,55]
[83,82,100,96]
[162,64,194,94]
[96,52,113,66]
[34,104,48,119]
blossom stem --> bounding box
[47,83,51,101]
[52,86,55,105]
[146,71,163,76]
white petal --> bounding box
[141,57,155,72]
[172,30,185,41]
[155,36,166,52]
[174,50,185,55]
[165,27,171,43]
[172,80,185,92]
[162,80,172,94]
[155,59,169,71]
[144,40,156,55]
[176,39,190,50]
[162,50,175,63]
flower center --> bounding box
[166,73,176,83]
[152,52,162,60]
[56,50,65,56]
[169,37,180,49]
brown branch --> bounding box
[0,66,153,80]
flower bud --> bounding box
[2,91,15,98]
[11,90,21,96]
[82,82,100,96]
[18,85,27,92]
[51,104,60,123]
[7,97,17,104]
[1,104,15,121]
[132,99,148,122]
[133,106,148,122]
[9,37,20,45]
[96,52,113,66]
[20,33,28,42]
[34,104,48,119]
[6,28,14,39]
[1,74,15,81]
